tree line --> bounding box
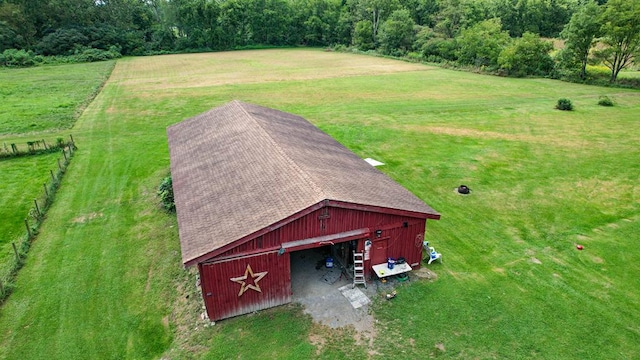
[1,0,638,82]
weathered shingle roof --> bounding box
[167,101,439,265]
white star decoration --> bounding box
[230,264,268,297]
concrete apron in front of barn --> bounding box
[291,248,411,333]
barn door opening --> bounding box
[290,247,340,300]
[332,240,357,269]
[289,239,359,299]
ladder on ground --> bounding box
[353,252,366,288]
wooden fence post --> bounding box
[57,159,62,171]
[12,242,19,260]
[69,134,74,145]
[34,199,41,217]
[62,149,67,161]
[43,183,49,198]
[50,170,55,182]
[24,219,31,238]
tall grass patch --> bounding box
[0,153,60,259]
[0,61,114,135]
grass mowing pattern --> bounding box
[0,61,115,135]
[0,49,638,359]
[364,127,639,358]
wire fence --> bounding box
[0,135,76,302]
[0,135,75,159]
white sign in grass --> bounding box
[363,158,384,167]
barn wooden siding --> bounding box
[199,202,433,321]
[197,205,427,321]
[215,204,427,268]
[200,251,291,321]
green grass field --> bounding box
[0,153,60,262]
[0,49,638,359]
[0,61,115,135]
[0,61,116,304]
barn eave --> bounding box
[182,198,439,267]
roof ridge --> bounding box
[233,101,326,199]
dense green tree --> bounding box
[413,25,434,51]
[594,0,640,82]
[333,6,355,45]
[421,36,458,62]
[8,0,55,44]
[433,0,468,38]
[559,1,601,79]
[217,0,254,48]
[323,0,350,45]
[487,0,520,36]
[491,0,579,38]
[398,0,439,26]
[36,28,89,55]
[95,0,155,32]
[378,9,415,55]
[261,0,294,45]
[296,0,344,45]
[304,15,328,45]
[349,0,400,44]
[0,2,33,50]
[353,19,374,49]
[108,0,170,54]
[498,31,554,76]
[145,0,176,50]
[54,0,100,28]
[1,0,627,75]
[171,0,220,49]
[535,0,577,37]
[456,18,510,67]
[5,0,162,55]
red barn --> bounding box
[167,101,440,321]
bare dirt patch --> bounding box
[308,322,376,357]
[446,270,486,283]
[308,332,326,355]
[71,212,103,223]
[506,226,526,244]
[413,266,438,280]
[549,255,568,267]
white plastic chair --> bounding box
[423,241,442,264]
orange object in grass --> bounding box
[576,245,584,250]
